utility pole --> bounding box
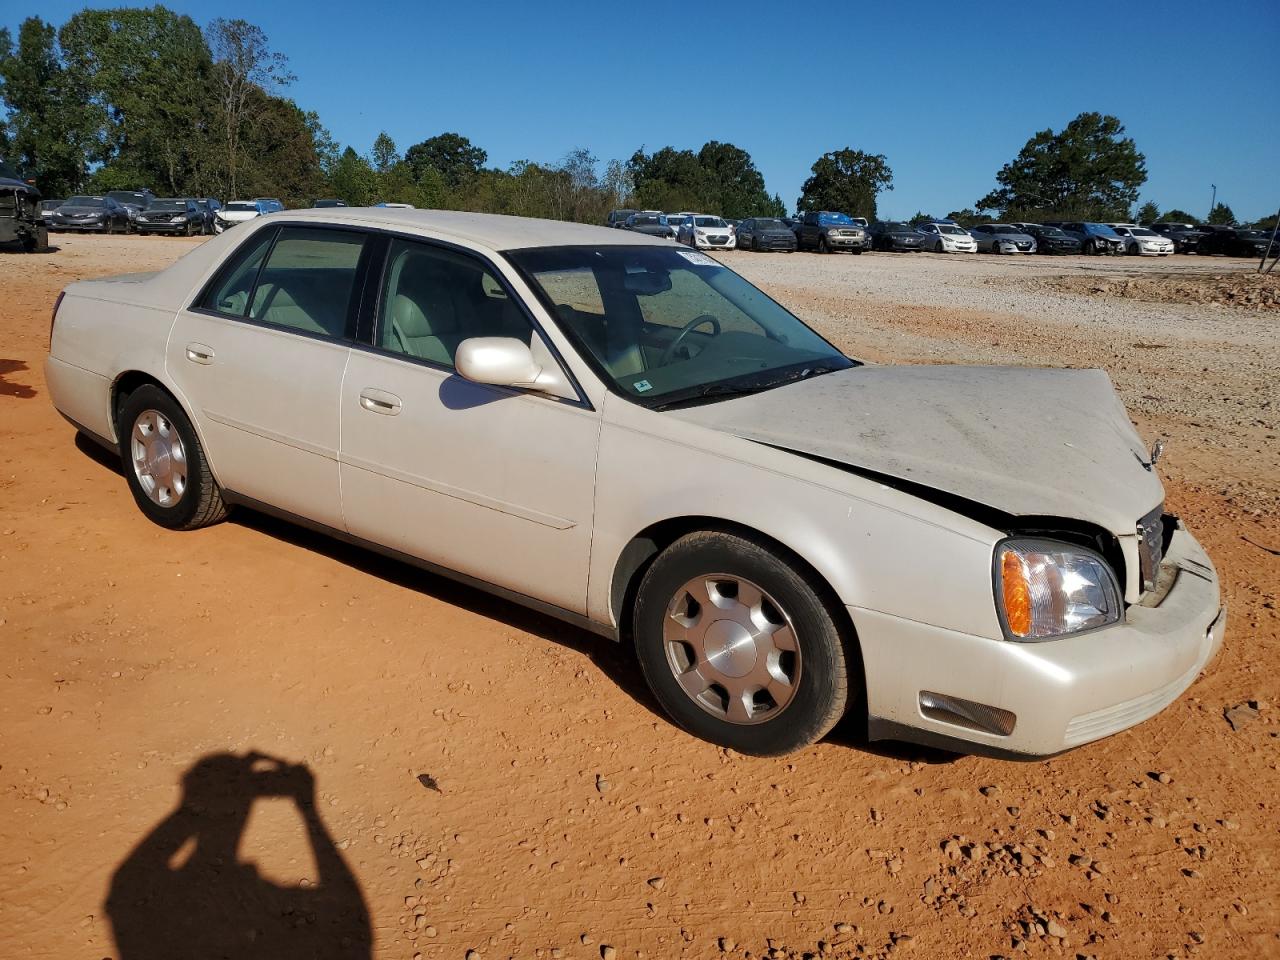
[1209,184,1217,220]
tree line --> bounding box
[1,8,1269,228]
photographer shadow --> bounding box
[106,751,371,960]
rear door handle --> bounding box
[359,388,402,415]
[185,343,215,365]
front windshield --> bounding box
[107,191,145,204]
[66,196,105,207]
[694,216,726,228]
[1130,227,1158,236]
[148,199,187,211]
[938,225,967,235]
[992,225,1019,234]
[1036,226,1067,237]
[633,215,662,225]
[226,201,260,212]
[1085,223,1120,237]
[756,219,788,230]
[884,222,912,231]
[817,212,853,225]
[507,245,852,406]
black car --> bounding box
[1021,224,1083,255]
[194,198,222,233]
[136,198,205,236]
[623,212,676,238]
[736,217,798,252]
[607,208,636,228]
[49,195,131,233]
[106,189,155,230]
[1149,222,1208,253]
[867,221,926,252]
[1196,225,1276,257]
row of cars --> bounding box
[39,190,287,236]
[607,208,1277,258]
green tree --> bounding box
[628,146,712,212]
[697,141,777,219]
[1134,200,1161,224]
[60,7,214,194]
[946,208,994,225]
[796,148,893,220]
[205,17,294,200]
[1206,202,1235,225]
[0,17,103,195]
[1157,208,1197,223]
[371,131,398,173]
[404,132,486,190]
[329,146,376,205]
[976,112,1146,221]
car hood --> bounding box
[667,365,1162,536]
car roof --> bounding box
[254,207,672,251]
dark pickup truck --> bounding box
[794,210,867,254]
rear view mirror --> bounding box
[622,269,672,296]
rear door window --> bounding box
[248,227,367,339]
[198,228,276,318]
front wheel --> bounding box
[117,385,229,531]
[1084,239,1097,255]
[633,530,852,756]
[818,236,830,254]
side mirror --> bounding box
[454,337,575,400]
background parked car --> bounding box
[607,208,636,228]
[795,211,866,253]
[1019,223,1083,255]
[195,198,222,234]
[135,197,204,236]
[253,197,285,212]
[215,199,272,233]
[868,220,927,252]
[105,189,154,231]
[39,199,63,224]
[48,195,131,233]
[1149,222,1208,253]
[624,212,676,238]
[666,213,692,238]
[736,217,798,252]
[1056,222,1125,255]
[1108,224,1175,256]
[678,214,736,249]
[968,223,1037,254]
[916,221,977,253]
[1195,225,1275,257]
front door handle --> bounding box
[185,342,215,365]
[359,388,402,415]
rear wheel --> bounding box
[633,530,852,755]
[117,385,228,531]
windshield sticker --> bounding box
[676,250,720,268]
[633,379,653,393]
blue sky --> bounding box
[10,1,1280,218]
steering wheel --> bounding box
[659,314,722,366]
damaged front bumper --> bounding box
[853,521,1224,758]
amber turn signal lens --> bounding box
[1001,549,1032,637]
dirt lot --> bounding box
[2,235,1277,960]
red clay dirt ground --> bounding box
[2,235,1277,960]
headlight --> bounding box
[171,216,185,223]
[995,539,1121,640]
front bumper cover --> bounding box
[854,522,1223,757]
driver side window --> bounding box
[376,239,532,368]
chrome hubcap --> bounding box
[130,409,187,507]
[663,574,800,725]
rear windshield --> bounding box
[1084,223,1120,237]
[694,216,726,228]
[40,200,62,210]
[148,199,188,211]
[1036,226,1067,237]
[107,191,146,203]
[1130,227,1158,237]
[226,202,260,212]
[817,212,853,225]
[66,196,105,207]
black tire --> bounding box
[117,384,228,531]
[818,235,831,254]
[851,247,862,255]
[633,530,852,756]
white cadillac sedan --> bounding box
[46,210,1224,757]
